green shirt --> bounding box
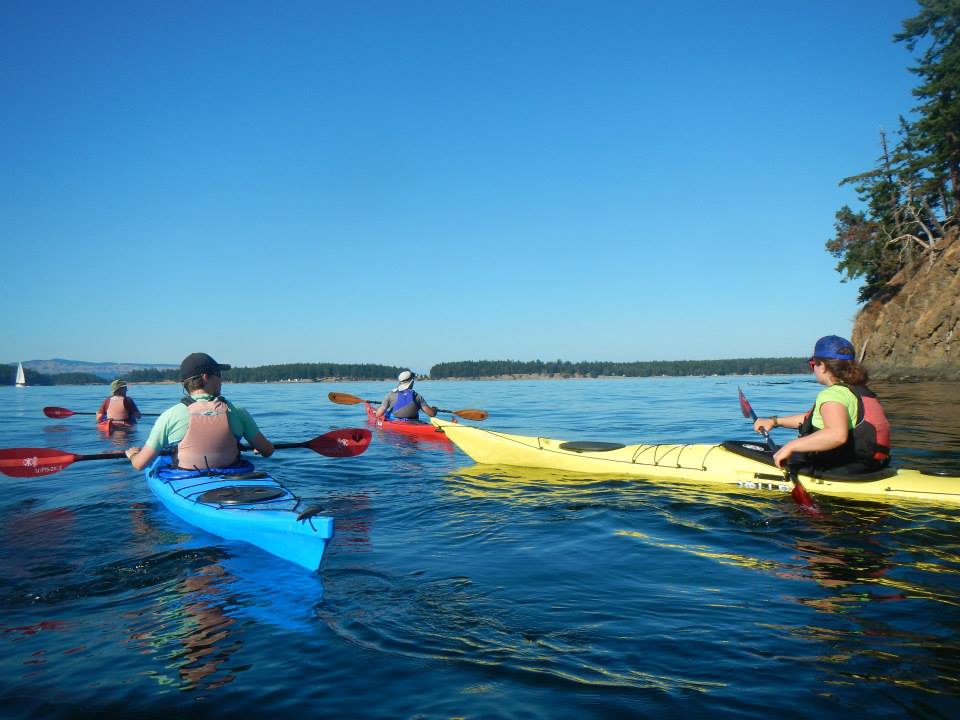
[144,393,262,450]
[810,384,858,430]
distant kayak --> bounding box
[431,417,960,506]
[97,418,136,434]
[145,456,333,570]
[365,402,452,442]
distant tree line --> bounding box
[8,358,811,386]
[428,358,809,378]
[1,365,105,386]
[827,1,959,302]
[120,363,405,383]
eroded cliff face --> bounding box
[852,230,960,380]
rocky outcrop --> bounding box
[852,230,960,380]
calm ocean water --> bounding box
[1,377,959,719]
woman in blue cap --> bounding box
[753,335,891,474]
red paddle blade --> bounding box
[737,388,754,419]
[43,406,76,419]
[308,428,372,457]
[791,479,821,515]
[0,448,79,477]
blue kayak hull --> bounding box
[145,457,333,571]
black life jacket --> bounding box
[799,383,891,469]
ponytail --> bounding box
[820,358,869,385]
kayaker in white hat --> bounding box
[752,335,891,474]
[95,378,143,426]
[124,352,276,470]
[376,369,437,421]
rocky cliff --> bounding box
[852,229,960,380]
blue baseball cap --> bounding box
[812,335,855,361]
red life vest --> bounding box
[799,383,891,468]
[175,396,240,469]
[107,395,129,421]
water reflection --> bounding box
[443,461,960,699]
[42,424,73,434]
[873,381,960,473]
[122,498,327,693]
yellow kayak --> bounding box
[430,417,960,506]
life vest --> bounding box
[799,383,891,468]
[175,395,240,469]
[387,389,419,420]
[107,395,129,421]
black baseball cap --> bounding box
[180,352,232,380]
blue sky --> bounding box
[1,0,922,373]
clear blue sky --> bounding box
[1,0,922,373]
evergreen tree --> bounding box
[827,0,959,301]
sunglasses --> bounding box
[808,359,818,369]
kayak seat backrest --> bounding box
[721,440,900,482]
[158,460,257,480]
[722,441,777,466]
[198,485,287,504]
[559,441,627,453]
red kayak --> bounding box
[364,403,452,442]
[97,418,137,434]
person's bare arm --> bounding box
[249,432,274,458]
[126,444,159,471]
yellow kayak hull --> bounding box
[430,417,960,506]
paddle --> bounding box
[0,428,372,478]
[737,387,819,513]
[327,391,488,421]
[44,406,160,419]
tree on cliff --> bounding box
[827,0,959,302]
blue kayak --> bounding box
[145,456,333,571]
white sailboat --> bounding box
[15,362,26,387]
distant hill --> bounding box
[17,358,178,380]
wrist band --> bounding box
[771,416,779,428]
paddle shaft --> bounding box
[743,404,779,452]
[240,441,306,451]
[43,406,160,418]
[1,427,371,478]
[327,392,487,420]
[738,388,818,513]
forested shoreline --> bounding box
[429,358,808,378]
[5,358,810,385]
